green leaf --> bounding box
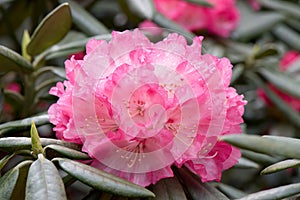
[232,12,284,41]
[25,154,67,200]
[152,177,187,200]
[272,24,300,52]
[22,30,31,61]
[184,0,213,7]
[0,153,15,171]
[0,160,32,200]
[261,159,300,175]
[231,64,244,84]
[241,149,278,165]
[34,66,66,79]
[257,67,300,98]
[236,183,300,200]
[214,183,247,199]
[254,46,278,59]
[221,134,300,159]
[246,72,300,128]
[0,137,81,152]
[27,3,72,56]
[44,144,90,160]
[235,157,260,169]
[59,0,109,36]
[0,89,3,116]
[177,168,229,200]
[0,45,33,73]
[260,0,300,20]
[126,0,155,19]
[54,158,155,198]
[0,113,49,136]
[30,121,43,155]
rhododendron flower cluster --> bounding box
[258,51,300,111]
[48,29,246,186]
[152,0,239,37]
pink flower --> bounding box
[247,0,261,11]
[153,0,239,37]
[48,29,246,186]
[258,51,300,111]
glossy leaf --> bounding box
[0,160,32,200]
[25,154,67,200]
[54,158,155,198]
[44,144,90,160]
[0,153,14,171]
[0,45,33,73]
[258,67,300,98]
[221,134,300,159]
[27,3,72,56]
[126,0,155,19]
[59,0,109,36]
[152,177,187,200]
[272,24,300,52]
[261,159,300,175]
[0,113,49,136]
[0,137,81,152]
[177,168,229,200]
[237,183,300,200]
[232,12,284,41]
[215,183,247,199]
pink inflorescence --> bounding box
[153,0,240,37]
[48,29,246,186]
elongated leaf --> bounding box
[35,66,66,79]
[0,45,33,73]
[273,24,300,52]
[231,64,244,84]
[215,183,247,199]
[0,137,81,152]
[0,113,49,136]
[30,121,43,155]
[241,149,278,165]
[221,134,300,159]
[261,159,300,175]
[44,144,90,160]
[59,0,109,36]
[232,12,284,41]
[25,154,67,200]
[177,168,229,200]
[152,177,187,200]
[235,157,260,169]
[258,67,300,98]
[260,0,300,19]
[0,160,32,200]
[237,183,300,200]
[246,72,300,128]
[184,0,213,7]
[27,3,72,56]
[54,158,155,198]
[22,30,31,61]
[0,153,15,171]
[126,0,155,19]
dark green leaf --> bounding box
[25,154,67,200]
[261,159,300,175]
[232,12,284,41]
[215,183,247,199]
[44,144,90,160]
[221,134,300,159]
[126,0,155,19]
[0,113,50,136]
[35,66,66,79]
[235,157,260,169]
[254,46,278,59]
[258,67,300,98]
[177,168,229,200]
[0,160,32,200]
[54,158,155,198]
[237,183,300,200]
[241,149,278,165]
[184,0,213,7]
[152,12,195,44]
[0,137,81,152]
[0,153,14,171]
[59,0,109,36]
[27,3,72,56]
[272,24,300,52]
[246,72,300,128]
[3,89,24,109]
[231,64,244,84]
[151,177,187,200]
[0,45,33,73]
[260,0,300,20]
[30,121,43,155]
